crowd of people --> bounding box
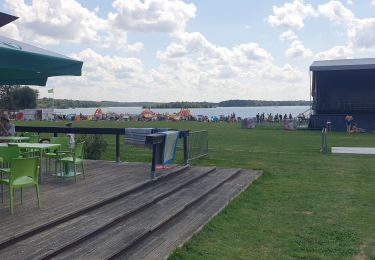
[255,113,293,123]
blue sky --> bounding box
[1,0,375,102]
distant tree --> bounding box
[0,85,15,109]
[11,86,38,109]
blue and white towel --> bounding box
[162,131,179,164]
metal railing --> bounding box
[187,130,208,161]
[16,126,124,162]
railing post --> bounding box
[116,134,120,162]
[183,132,189,165]
[321,127,327,154]
[151,143,157,179]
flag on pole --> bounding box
[48,88,54,93]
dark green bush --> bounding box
[76,134,108,160]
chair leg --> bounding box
[81,161,85,179]
[35,184,41,208]
[74,164,77,183]
[1,172,3,204]
[1,183,4,204]
[45,157,48,175]
[55,159,58,181]
[10,187,13,214]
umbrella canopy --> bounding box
[0,35,83,86]
[0,12,18,28]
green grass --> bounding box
[15,120,375,259]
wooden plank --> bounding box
[0,161,262,260]
[54,168,241,260]
[0,160,187,248]
[0,166,216,260]
[121,169,262,260]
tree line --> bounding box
[0,85,38,110]
[146,102,216,109]
[218,100,310,107]
[0,86,310,110]
[38,98,156,109]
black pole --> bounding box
[116,134,120,162]
[183,132,189,165]
[151,143,157,178]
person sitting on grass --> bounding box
[350,123,366,133]
[345,114,353,133]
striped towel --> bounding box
[125,128,154,146]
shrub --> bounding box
[76,134,108,160]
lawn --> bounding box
[15,120,375,259]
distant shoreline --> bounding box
[38,98,310,109]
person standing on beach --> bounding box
[345,114,353,133]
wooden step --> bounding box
[53,168,242,259]
[0,164,190,250]
[120,169,262,260]
[0,166,216,259]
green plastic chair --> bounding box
[44,137,70,176]
[59,142,86,183]
[0,157,40,214]
[27,135,40,143]
[0,146,22,204]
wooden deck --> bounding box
[0,160,262,260]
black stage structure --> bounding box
[309,58,375,131]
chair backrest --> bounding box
[10,157,39,184]
[74,142,84,159]
[50,137,69,151]
[0,146,20,163]
[28,135,40,143]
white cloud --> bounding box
[109,0,196,32]
[3,0,144,51]
[319,1,375,49]
[0,23,22,40]
[280,30,298,41]
[315,45,353,60]
[158,31,303,84]
[262,64,303,82]
[285,40,312,58]
[4,0,107,44]
[48,48,153,101]
[318,1,355,25]
[2,1,310,101]
[348,18,375,48]
[267,0,318,30]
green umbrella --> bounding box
[0,11,18,27]
[0,35,83,86]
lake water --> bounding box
[55,106,310,118]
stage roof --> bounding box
[310,58,375,72]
